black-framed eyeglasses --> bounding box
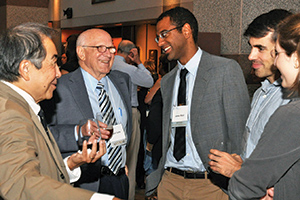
[155,25,183,43]
[82,45,116,54]
[270,49,286,58]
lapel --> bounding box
[108,71,130,116]
[67,68,94,119]
[190,51,212,135]
[1,83,69,183]
[31,109,69,182]
[161,67,177,150]
[108,71,132,143]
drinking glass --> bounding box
[78,118,100,150]
[96,112,113,141]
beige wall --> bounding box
[6,5,48,28]
[194,0,300,55]
[0,0,48,31]
[60,0,163,28]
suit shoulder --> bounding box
[205,52,240,67]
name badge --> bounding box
[109,124,127,147]
[172,105,188,127]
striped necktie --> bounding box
[97,81,122,175]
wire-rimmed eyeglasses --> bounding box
[155,25,183,43]
[82,45,116,54]
[270,49,286,58]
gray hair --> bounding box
[117,40,136,54]
[0,22,56,82]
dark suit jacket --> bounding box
[43,68,132,191]
[146,51,250,195]
[0,82,94,200]
[146,89,162,169]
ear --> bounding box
[292,52,299,69]
[182,23,192,39]
[19,60,31,81]
[77,46,85,61]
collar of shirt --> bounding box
[1,80,41,116]
[261,78,282,93]
[177,47,202,75]
[80,67,107,92]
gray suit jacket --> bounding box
[44,67,132,191]
[0,82,94,200]
[146,51,250,195]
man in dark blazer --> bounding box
[145,7,250,199]
[44,29,132,199]
[0,23,117,200]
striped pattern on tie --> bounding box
[97,82,122,175]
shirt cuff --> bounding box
[91,193,115,200]
[63,156,81,183]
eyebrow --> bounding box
[247,41,265,48]
[253,44,265,48]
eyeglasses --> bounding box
[155,25,183,43]
[270,49,286,58]
[82,45,116,54]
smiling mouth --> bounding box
[100,60,110,64]
[163,46,171,53]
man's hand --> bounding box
[260,188,274,200]
[78,119,101,139]
[208,149,243,177]
[97,120,113,140]
[127,48,141,65]
[67,140,106,170]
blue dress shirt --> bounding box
[241,78,290,159]
[80,68,128,167]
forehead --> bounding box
[156,17,173,33]
[249,32,274,47]
[42,36,57,57]
[85,30,113,45]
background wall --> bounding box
[60,0,163,28]
[0,0,48,30]
[194,0,300,55]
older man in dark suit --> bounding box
[146,7,250,200]
[45,29,132,199]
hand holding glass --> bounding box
[96,112,113,141]
[78,118,100,150]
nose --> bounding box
[157,37,165,48]
[248,48,257,61]
[56,65,62,78]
